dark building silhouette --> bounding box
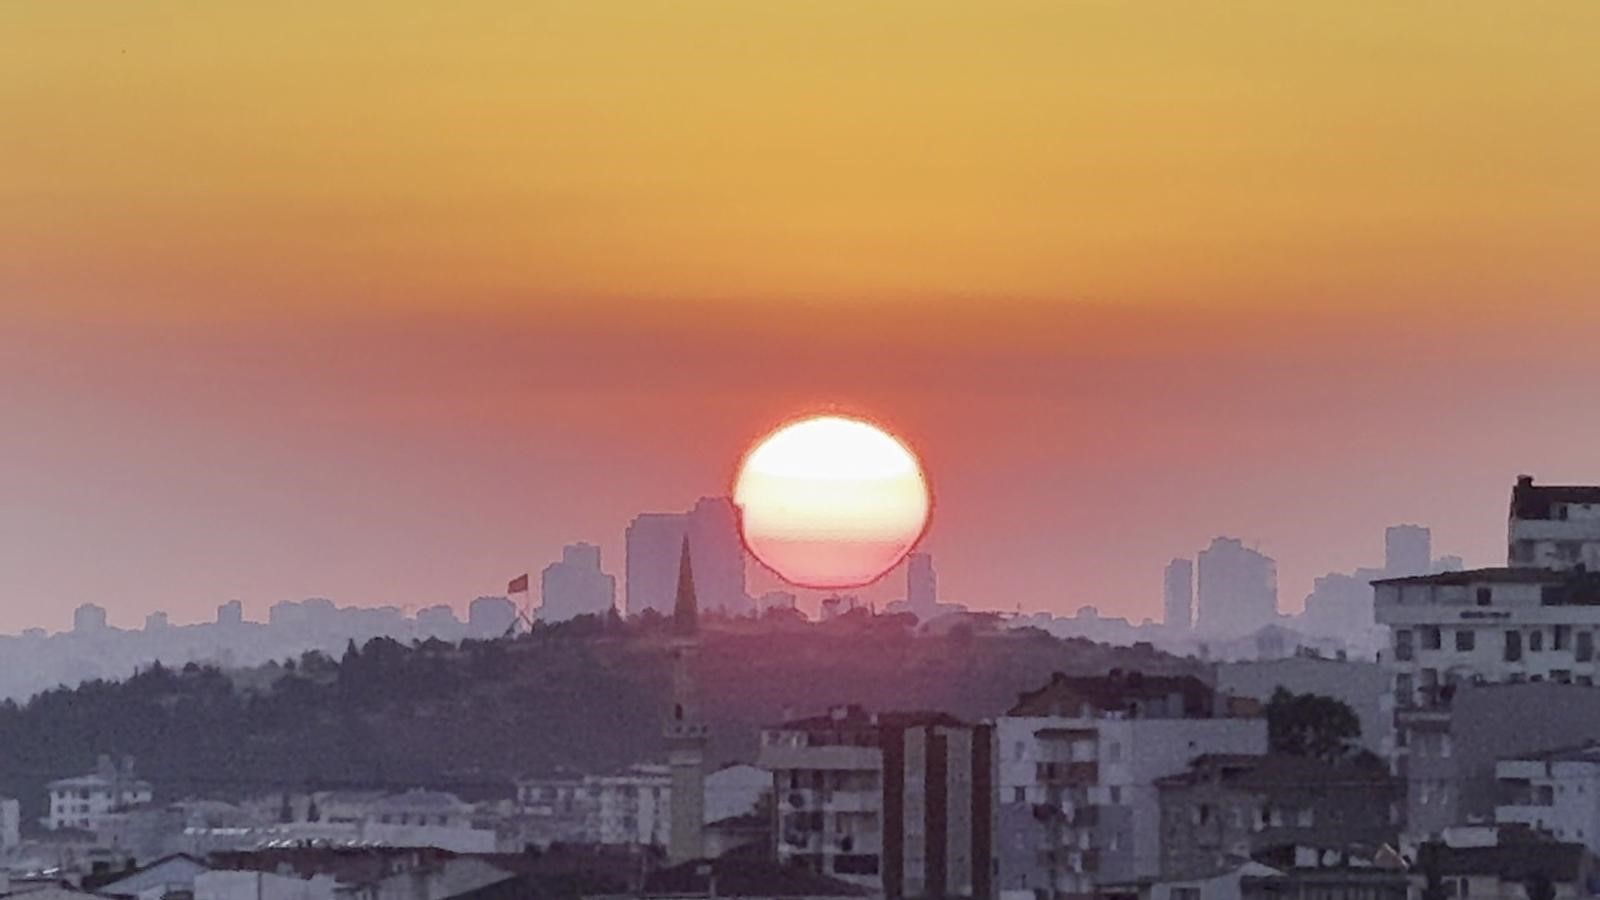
[1164,557,1193,631]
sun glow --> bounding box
[734,415,931,589]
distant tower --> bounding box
[1385,524,1431,578]
[1163,558,1193,631]
[907,551,938,617]
[73,603,108,633]
[665,539,708,864]
[216,600,243,627]
[539,542,617,623]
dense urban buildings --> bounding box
[995,671,1267,898]
[1163,559,1193,632]
[1508,475,1600,570]
[1196,538,1278,638]
[538,542,617,623]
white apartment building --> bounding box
[590,764,672,847]
[46,757,153,830]
[1495,742,1600,853]
[995,672,1267,900]
[1372,476,1600,840]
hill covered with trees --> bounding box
[0,611,1199,819]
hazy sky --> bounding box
[5,2,1600,631]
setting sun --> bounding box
[733,415,931,589]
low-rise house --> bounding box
[46,758,153,832]
[91,853,211,900]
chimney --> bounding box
[1518,475,1535,488]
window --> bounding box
[1014,787,1026,803]
[1173,888,1201,900]
[1531,629,1545,652]
[1015,742,1026,761]
[1110,786,1122,804]
[1579,631,1595,662]
[1506,630,1523,662]
[1456,630,1476,652]
[1477,587,1493,606]
[1396,630,1415,661]
[1554,670,1573,685]
[1396,673,1415,708]
[1422,627,1442,650]
[1556,626,1572,651]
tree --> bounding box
[1265,688,1361,760]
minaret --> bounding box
[665,538,708,863]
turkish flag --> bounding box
[507,573,529,594]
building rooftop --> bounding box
[1511,476,1600,520]
[1008,670,1215,718]
[1502,740,1600,764]
[1370,567,1566,587]
[642,858,869,897]
[768,704,965,734]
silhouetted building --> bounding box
[143,611,169,631]
[1385,524,1432,578]
[1164,558,1193,631]
[626,512,688,617]
[687,497,749,615]
[1197,538,1277,637]
[73,603,107,633]
[540,542,617,623]
[414,604,460,636]
[467,596,516,639]
[216,600,243,626]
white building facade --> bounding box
[46,757,153,830]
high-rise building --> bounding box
[628,498,751,618]
[907,552,938,617]
[759,704,996,898]
[687,497,749,615]
[1385,524,1432,578]
[1196,537,1277,637]
[1163,558,1193,631]
[73,603,107,633]
[540,542,617,623]
[626,512,688,617]
[216,600,243,626]
[143,611,169,631]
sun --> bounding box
[733,415,931,589]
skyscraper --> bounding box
[1163,558,1193,631]
[216,600,243,627]
[627,498,750,618]
[1195,537,1277,637]
[665,539,708,864]
[539,542,617,623]
[1385,524,1431,578]
[906,551,938,617]
[467,595,516,639]
[686,497,749,615]
[626,512,687,617]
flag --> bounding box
[508,573,529,594]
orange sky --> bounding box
[3,3,1600,630]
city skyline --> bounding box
[8,3,1600,632]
